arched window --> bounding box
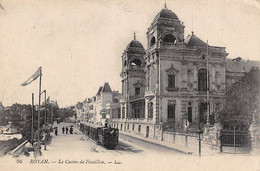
[130,58,142,66]
[150,36,156,46]
[198,68,209,91]
[163,34,176,43]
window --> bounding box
[135,108,140,118]
[168,74,175,88]
[168,105,175,120]
[199,102,207,124]
[188,107,192,122]
[150,36,156,46]
[122,107,125,118]
[127,124,129,130]
[135,87,140,95]
[130,58,142,66]
[163,34,176,43]
[132,124,135,131]
[198,68,209,91]
[118,108,121,118]
[148,102,153,118]
[138,125,141,132]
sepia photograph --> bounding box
[0,0,259,170]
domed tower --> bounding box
[144,4,186,130]
[120,34,146,127]
[147,4,184,50]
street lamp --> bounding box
[197,127,204,158]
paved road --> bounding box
[1,122,259,171]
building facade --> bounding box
[111,6,260,138]
[75,82,122,126]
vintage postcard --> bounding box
[0,0,259,171]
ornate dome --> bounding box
[153,8,179,23]
[125,34,145,54]
[127,40,144,49]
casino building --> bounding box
[111,5,259,138]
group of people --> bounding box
[54,126,73,136]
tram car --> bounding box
[80,122,119,149]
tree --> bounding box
[218,68,260,129]
[58,108,76,121]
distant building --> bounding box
[77,83,122,125]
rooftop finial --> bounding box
[191,31,194,35]
[164,2,167,9]
[134,32,136,40]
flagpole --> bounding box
[206,41,210,127]
[31,93,34,145]
[37,67,42,151]
[44,90,47,151]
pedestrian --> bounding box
[55,127,58,136]
[62,126,65,134]
[66,127,68,134]
[70,127,73,134]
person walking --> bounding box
[70,127,73,134]
[54,127,58,136]
[62,126,65,134]
[65,127,68,134]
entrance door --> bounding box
[199,102,207,124]
[146,126,149,137]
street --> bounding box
[0,122,259,171]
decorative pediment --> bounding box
[166,64,179,75]
[133,80,143,88]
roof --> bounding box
[184,33,208,47]
[153,8,179,23]
[102,82,112,93]
[96,86,103,96]
[125,40,145,54]
[226,58,260,73]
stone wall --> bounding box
[162,131,198,148]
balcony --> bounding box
[129,94,144,101]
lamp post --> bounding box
[197,124,204,158]
[41,90,47,151]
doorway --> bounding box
[146,126,149,138]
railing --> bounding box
[8,140,28,157]
[160,42,184,48]
[129,94,145,101]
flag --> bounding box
[21,67,42,86]
[47,96,50,104]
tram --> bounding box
[80,122,119,149]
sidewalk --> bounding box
[119,131,220,156]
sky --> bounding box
[0,0,260,107]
